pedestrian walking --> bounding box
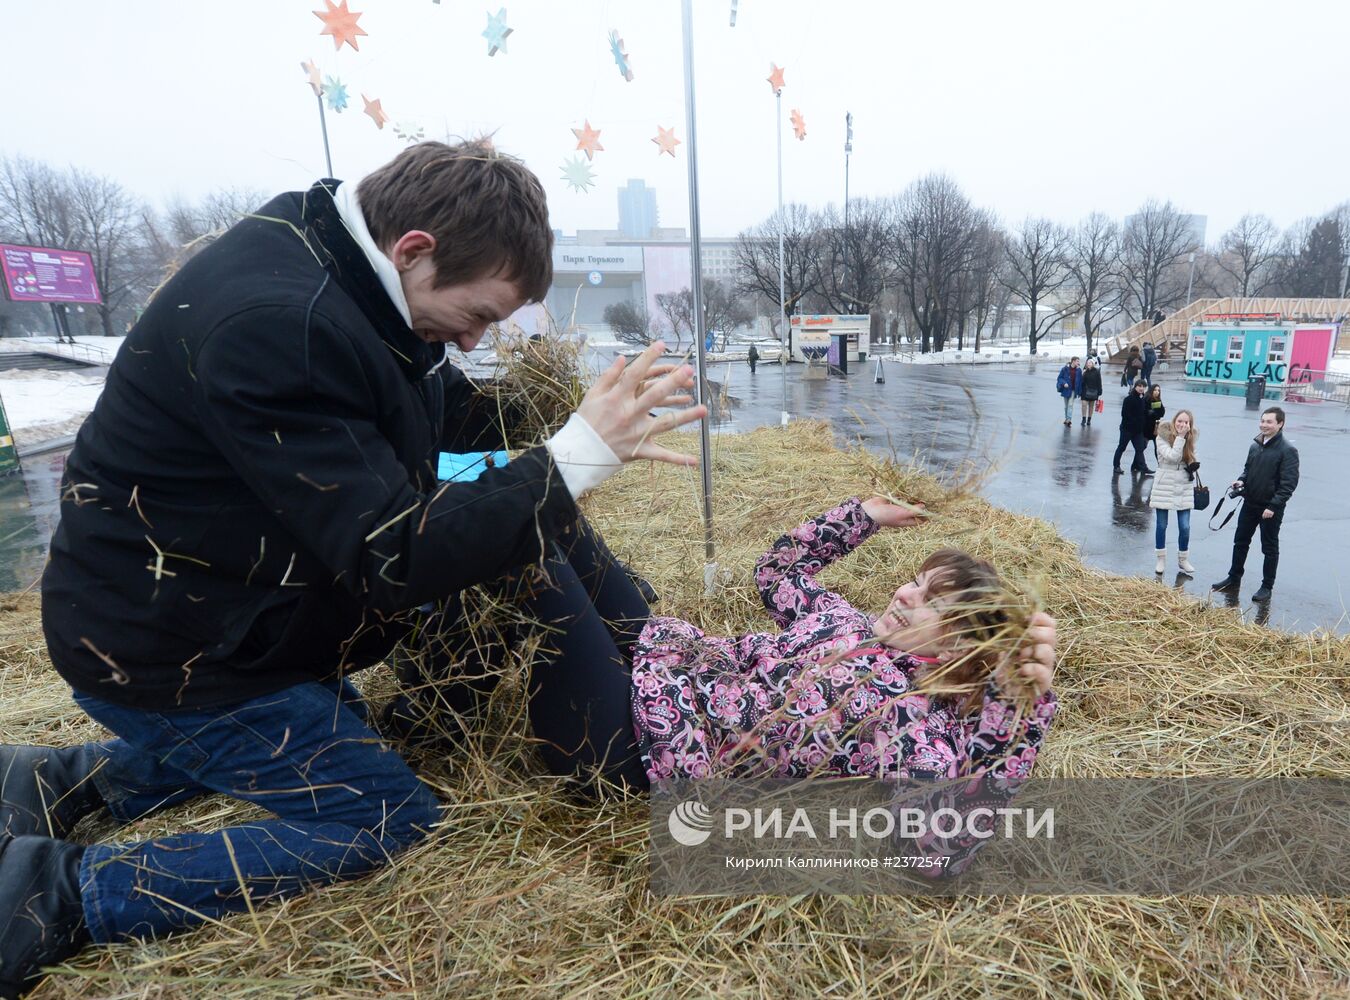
[1056,356,1083,426]
[747,343,759,374]
[1112,379,1154,475]
[1149,410,1199,576]
[1142,341,1158,385]
[1211,407,1300,602]
[1079,358,1103,426]
[1144,384,1165,455]
[1123,346,1143,387]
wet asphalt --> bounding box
[2,356,1346,634]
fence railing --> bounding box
[29,340,113,367]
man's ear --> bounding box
[389,230,437,272]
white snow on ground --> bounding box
[0,369,105,446]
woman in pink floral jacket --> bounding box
[630,497,1058,790]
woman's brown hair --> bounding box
[1158,410,1198,466]
[910,549,1023,715]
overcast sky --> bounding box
[7,0,1347,244]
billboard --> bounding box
[0,243,102,304]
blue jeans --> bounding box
[1154,508,1191,550]
[1062,395,1073,421]
[73,678,440,944]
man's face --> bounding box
[1259,412,1282,438]
[401,258,526,352]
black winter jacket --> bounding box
[1080,368,1103,401]
[42,180,575,709]
[1119,392,1148,434]
[1237,430,1300,512]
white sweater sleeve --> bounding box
[545,413,623,499]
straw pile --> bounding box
[2,421,1348,999]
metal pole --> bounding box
[1185,251,1196,305]
[680,0,716,571]
[844,112,852,313]
[776,89,789,426]
[316,92,334,177]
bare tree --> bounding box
[1002,217,1076,354]
[654,281,751,352]
[162,187,267,248]
[1066,213,1122,357]
[812,198,894,315]
[734,203,820,334]
[1119,199,1200,320]
[891,175,982,353]
[67,168,150,336]
[602,301,654,346]
[1214,213,1280,296]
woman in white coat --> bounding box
[1149,409,1198,575]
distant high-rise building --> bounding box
[617,179,658,239]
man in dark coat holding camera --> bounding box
[1212,406,1300,602]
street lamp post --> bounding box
[843,112,853,313]
[1185,251,1197,305]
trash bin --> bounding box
[1245,375,1266,409]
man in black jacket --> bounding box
[1112,379,1154,475]
[1212,407,1300,602]
[0,140,706,996]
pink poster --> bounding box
[1287,326,1335,385]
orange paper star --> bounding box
[572,120,604,161]
[790,109,807,140]
[651,125,680,157]
[314,0,367,52]
[363,94,389,130]
[767,63,785,94]
[300,58,323,97]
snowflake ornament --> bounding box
[394,121,425,144]
[560,155,596,193]
[324,76,349,112]
[608,30,633,82]
[482,8,512,56]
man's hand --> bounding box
[861,495,926,528]
[1232,479,1244,491]
[1262,508,1275,520]
[576,342,707,466]
[998,611,1056,698]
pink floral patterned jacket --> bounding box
[630,498,1057,871]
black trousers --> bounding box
[1113,430,1149,470]
[1228,502,1284,587]
[389,516,651,791]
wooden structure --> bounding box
[1105,298,1350,365]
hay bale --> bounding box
[3,422,1347,999]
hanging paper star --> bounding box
[363,94,389,130]
[394,121,425,144]
[651,125,680,157]
[767,63,785,95]
[572,120,604,160]
[560,155,596,193]
[300,59,323,97]
[608,30,633,82]
[314,0,367,51]
[323,75,348,112]
[790,109,807,140]
[482,8,512,56]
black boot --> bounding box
[1211,575,1240,592]
[1,746,105,839]
[0,834,88,999]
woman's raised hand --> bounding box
[861,495,926,529]
[1002,611,1056,698]
[576,341,708,466]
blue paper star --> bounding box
[608,30,633,82]
[482,7,512,56]
[323,76,349,112]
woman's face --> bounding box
[1150,387,1161,400]
[1174,412,1192,435]
[874,570,951,658]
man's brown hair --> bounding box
[357,139,553,302]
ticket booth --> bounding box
[790,314,870,364]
